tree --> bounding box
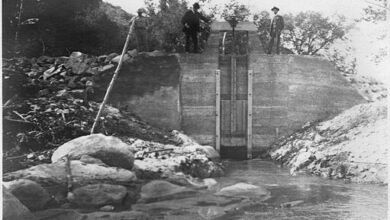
[253,10,271,51]
[145,0,188,52]
[221,0,250,23]
[360,0,388,22]
[282,12,349,55]
[145,0,214,52]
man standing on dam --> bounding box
[131,8,149,52]
[181,2,209,53]
[268,6,284,55]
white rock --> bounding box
[51,134,134,170]
[3,160,137,186]
[215,183,270,199]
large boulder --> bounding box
[69,184,128,207]
[177,145,220,160]
[138,180,196,203]
[3,160,137,186]
[215,183,270,199]
[171,130,198,146]
[171,130,220,160]
[133,158,183,179]
[3,179,51,211]
[134,154,223,179]
[2,188,37,220]
[65,51,95,75]
[51,134,134,170]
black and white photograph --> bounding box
[1,0,389,219]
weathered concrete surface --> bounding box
[95,53,181,131]
[249,55,365,151]
[179,32,219,145]
[99,29,364,157]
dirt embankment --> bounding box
[269,100,388,184]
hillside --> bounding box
[269,100,388,184]
[2,0,133,58]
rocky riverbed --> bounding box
[4,160,388,220]
[2,50,225,219]
[3,131,224,219]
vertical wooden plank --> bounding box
[247,70,253,159]
[221,100,230,135]
[215,69,221,153]
[230,56,237,134]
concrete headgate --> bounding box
[102,22,365,160]
[180,21,364,159]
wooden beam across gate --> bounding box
[215,69,221,153]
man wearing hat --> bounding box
[181,2,209,53]
[131,8,149,52]
[268,6,284,54]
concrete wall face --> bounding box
[179,33,219,145]
[249,55,365,151]
[101,31,364,156]
[95,54,182,130]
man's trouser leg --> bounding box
[268,34,275,54]
[185,32,191,52]
[191,31,198,53]
[140,30,149,52]
[135,30,144,52]
[276,34,281,54]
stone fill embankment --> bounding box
[269,100,388,184]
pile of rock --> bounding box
[2,50,139,100]
[3,51,179,172]
[342,73,387,102]
[3,132,224,218]
[269,100,388,183]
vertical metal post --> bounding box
[215,69,221,153]
[247,70,253,159]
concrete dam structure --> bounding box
[97,22,365,159]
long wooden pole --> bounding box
[15,0,24,42]
[90,20,135,134]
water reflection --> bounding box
[216,159,388,220]
[140,159,388,219]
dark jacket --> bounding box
[270,15,284,35]
[181,10,209,33]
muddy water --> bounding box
[140,159,388,220]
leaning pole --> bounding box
[90,20,135,134]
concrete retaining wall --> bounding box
[95,53,182,130]
[100,33,365,156]
[249,55,365,150]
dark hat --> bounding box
[271,6,279,11]
[193,2,200,9]
[137,8,146,13]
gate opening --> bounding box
[216,30,253,160]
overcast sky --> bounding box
[105,0,369,20]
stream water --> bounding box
[136,159,388,220]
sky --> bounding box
[105,0,369,20]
